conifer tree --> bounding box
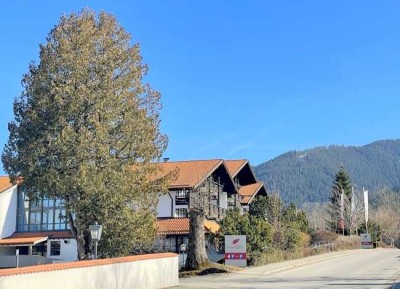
[327,167,352,232]
[2,10,168,259]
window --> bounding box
[228,197,235,207]
[50,241,61,256]
[175,208,188,218]
[176,190,189,199]
[175,190,189,205]
[32,242,47,257]
[16,189,69,232]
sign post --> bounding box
[225,235,247,267]
[360,233,373,249]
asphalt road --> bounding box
[177,249,400,289]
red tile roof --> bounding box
[0,236,48,246]
[0,252,177,277]
[157,218,220,235]
[157,160,224,189]
[224,160,248,177]
[157,218,190,235]
[0,176,15,194]
[239,182,264,204]
[1,231,74,244]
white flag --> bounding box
[340,192,344,219]
[363,190,369,223]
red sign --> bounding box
[232,238,240,245]
[224,253,247,260]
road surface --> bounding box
[177,249,400,289]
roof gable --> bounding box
[239,182,267,204]
[225,160,257,185]
[224,160,248,177]
[157,159,225,189]
[0,176,15,194]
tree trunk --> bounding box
[68,212,88,260]
[185,208,209,270]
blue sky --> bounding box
[1,1,400,175]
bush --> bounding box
[248,249,303,266]
[310,230,338,244]
[299,232,311,247]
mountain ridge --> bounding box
[253,139,400,205]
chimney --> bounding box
[163,157,169,162]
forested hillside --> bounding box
[253,140,400,206]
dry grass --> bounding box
[334,235,361,250]
[310,230,339,243]
[179,262,243,278]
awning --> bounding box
[0,236,48,246]
[0,231,72,247]
[204,220,220,234]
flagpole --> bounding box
[341,189,344,236]
[363,187,368,234]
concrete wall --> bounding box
[0,253,178,289]
[0,247,15,255]
[0,185,17,238]
[0,255,54,268]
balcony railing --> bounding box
[175,191,190,205]
[175,197,189,205]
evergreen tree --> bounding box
[220,208,273,254]
[327,167,352,232]
[249,196,307,252]
[2,10,168,259]
[249,194,282,228]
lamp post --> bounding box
[180,243,187,266]
[89,221,102,260]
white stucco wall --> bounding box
[157,192,174,217]
[0,185,18,238]
[46,238,78,261]
[0,253,179,289]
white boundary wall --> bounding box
[0,253,178,289]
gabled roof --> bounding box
[157,159,225,189]
[157,218,220,235]
[224,160,248,178]
[0,176,15,194]
[239,182,266,204]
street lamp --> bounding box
[89,221,102,260]
[180,243,187,266]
